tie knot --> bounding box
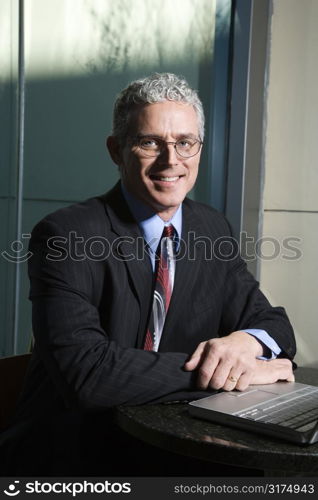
[163,224,174,239]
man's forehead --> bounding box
[128,101,199,135]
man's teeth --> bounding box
[157,176,179,182]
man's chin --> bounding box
[149,199,182,220]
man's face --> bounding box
[115,101,202,220]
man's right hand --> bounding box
[250,358,295,385]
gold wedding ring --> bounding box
[228,375,238,383]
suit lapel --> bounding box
[102,184,153,346]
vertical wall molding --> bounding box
[225,0,270,278]
[13,0,25,354]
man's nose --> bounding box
[157,143,179,165]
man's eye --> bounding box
[139,138,159,148]
[177,139,194,148]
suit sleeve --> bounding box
[29,218,196,410]
[219,234,296,359]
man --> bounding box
[2,73,295,474]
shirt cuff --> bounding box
[243,329,282,360]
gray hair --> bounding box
[112,73,205,143]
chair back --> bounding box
[0,353,32,430]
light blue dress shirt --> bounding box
[121,183,281,360]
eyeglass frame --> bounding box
[128,135,203,158]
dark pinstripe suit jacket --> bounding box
[19,182,295,417]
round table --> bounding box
[115,367,318,476]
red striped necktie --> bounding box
[143,224,176,351]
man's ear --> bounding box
[106,136,123,167]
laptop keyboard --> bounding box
[234,386,318,432]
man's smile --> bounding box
[149,174,185,184]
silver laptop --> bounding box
[188,381,318,445]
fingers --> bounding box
[187,337,256,390]
[199,361,253,391]
[224,371,252,392]
[184,342,207,371]
[198,356,231,390]
[251,358,295,385]
[184,335,295,393]
[223,359,295,391]
[202,357,294,391]
[222,372,241,391]
[276,358,295,382]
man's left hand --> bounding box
[184,331,263,391]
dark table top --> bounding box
[115,367,318,474]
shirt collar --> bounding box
[121,182,182,254]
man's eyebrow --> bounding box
[177,133,199,140]
[136,133,199,139]
[136,134,162,139]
